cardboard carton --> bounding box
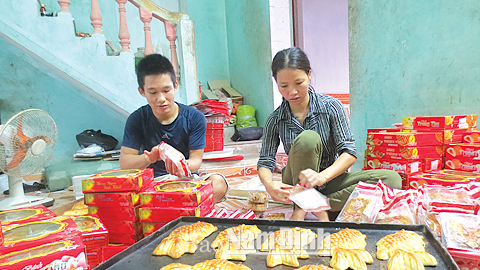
[444,157,480,173]
[0,236,87,270]
[0,205,56,227]
[366,127,402,133]
[84,192,140,207]
[86,248,102,269]
[463,130,480,143]
[207,80,243,105]
[366,132,443,147]
[101,220,142,235]
[406,172,470,189]
[82,168,153,193]
[138,195,214,223]
[141,222,167,236]
[445,143,480,159]
[109,232,143,245]
[403,115,476,130]
[102,244,130,261]
[1,216,82,255]
[88,206,138,221]
[430,169,480,181]
[365,145,444,160]
[139,180,213,208]
[72,214,109,250]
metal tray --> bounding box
[95,217,459,270]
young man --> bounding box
[119,54,228,203]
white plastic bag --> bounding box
[288,184,330,212]
[157,142,191,177]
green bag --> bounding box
[236,105,258,129]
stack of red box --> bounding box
[138,180,214,236]
[0,215,88,270]
[71,214,109,269]
[82,168,154,245]
[444,143,480,173]
[365,131,444,188]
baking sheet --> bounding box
[95,217,459,270]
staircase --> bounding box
[0,0,200,114]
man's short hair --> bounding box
[136,54,176,89]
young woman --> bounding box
[257,47,402,221]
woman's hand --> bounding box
[298,169,329,189]
[265,181,293,203]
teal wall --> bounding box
[185,0,230,88]
[224,0,273,126]
[349,0,480,170]
[0,34,126,167]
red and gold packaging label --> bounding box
[445,143,480,160]
[82,168,154,193]
[88,206,138,221]
[463,130,480,143]
[84,192,140,207]
[366,131,443,147]
[365,145,444,160]
[101,220,142,235]
[86,247,102,269]
[139,180,213,208]
[72,214,109,250]
[0,236,87,270]
[141,222,167,235]
[138,195,214,223]
[403,115,476,130]
[444,157,480,173]
[432,169,480,180]
[102,244,130,261]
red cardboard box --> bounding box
[141,222,167,236]
[139,180,213,208]
[365,145,444,160]
[88,206,138,221]
[102,244,130,262]
[445,143,480,159]
[366,132,443,147]
[366,127,402,133]
[364,157,442,174]
[1,216,82,255]
[72,215,109,250]
[86,247,102,269]
[109,232,143,245]
[0,236,88,270]
[444,157,480,173]
[405,172,470,189]
[138,195,214,223]
[0,205,56,226]
[463,130,480,143]
[433,169,480,181]
[364,157,423,174]
[84,192,140,207]
[82,168,153,193]
[101,220,142,235]
[403,115,477,130]
[400,129,467,144]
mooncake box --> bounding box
[82,168,153,193]
[72,214,109,250]
[139,180,213,208]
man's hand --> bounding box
[265,181,293,204]
[299,169,329,189]
[165,158,188,178]
[144,146,160,164]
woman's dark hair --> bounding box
[136,54,176,89]
[271,47,311,80]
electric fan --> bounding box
[0,109,57,210]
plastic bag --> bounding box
[76,129,118,151]
[288,184,330,212]
[336,182,382,223]
[236,105,257,128]
[157,142,191,177]
[231,127,263,142]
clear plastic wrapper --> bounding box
[288,184,330,212]
[375,201,416,225]
[248,191,270,204]
[336,182,382,223]
[158,142,191,177]
[440,212,480,251]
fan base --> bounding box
[0,195,54,211]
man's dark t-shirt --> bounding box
[122,103,206,177]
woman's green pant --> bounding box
[282,130,402,212]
